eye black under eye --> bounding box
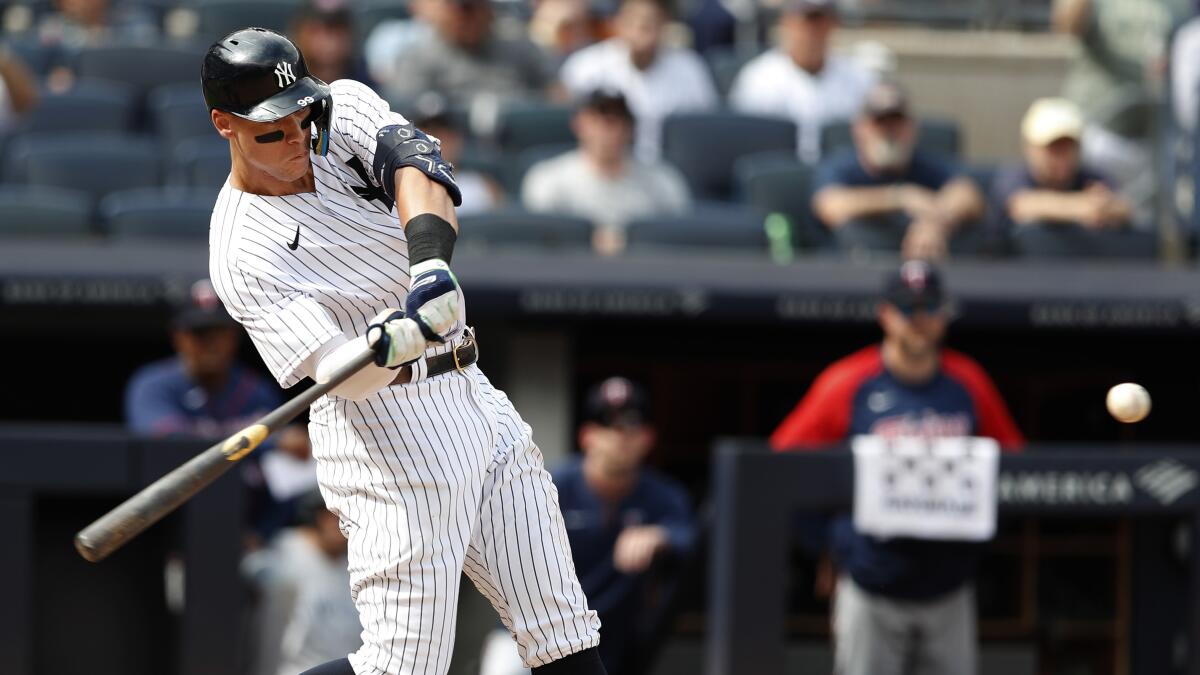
[255,130,285,143]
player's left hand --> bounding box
[613,525,670,574]
[406,259,460,342]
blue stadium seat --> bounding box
[149,82,215,149]
[625,202,766,254]
[0,185,94,236]
[1011,225,1159,260]
[170,137,230,189]
[5,37,59,77]
[506,142,574,197]
[819,117,962,159]
[7,133,161,203]
[194,0,297,42]
[704,47,758,99]
[733,151,831,251]
[74,44,201,96]
[457,209,594,252]
[100,187,216,239]
[494,103,575,155]
[661,112,797,201]
[19,80,135,134]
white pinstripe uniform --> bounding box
[209,79,601,675]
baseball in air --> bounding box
[1106,383,1151,424]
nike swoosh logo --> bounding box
[288,226,300,251]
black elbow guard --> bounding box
[371,123,463,207]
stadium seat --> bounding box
[194,0,297,43]
[661,112,797,201]
[0,185,94,236]
[100,187,216,239]
[74,45,201,95]
[494,103,575,155]
[625,202,766,254]
[456,209,593,252]
[504,142,574,197]
[705,47,758,99]
[171,137,230,189]
[733,151,832,251]
[1010,225,1159,260]
[18,80,135,134]
[819,117,962,159]
[355,0,412,40]
[149,83,216,149]
[8,133,161,203]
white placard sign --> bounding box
[852,435,1000,541]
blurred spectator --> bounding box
[124,280,315,546]
[1053,0,1188,190]
[528,0,598,66]
[559,0,718,160]
[36,0,158,89]
[413,94,504,213]
[521,90,691,254]
[481,376,697,675]
[992,98,1133,233]
[811,81,984,260]
[728,0,874,163]
[1171,12,1200,133]
[289,0,371,86]
[242,490,361,675]
[771,260,1024,675]
[377,0,557,107]
[0,43,39,131]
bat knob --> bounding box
[74,532,103,563]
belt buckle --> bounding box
[452,327,475,372]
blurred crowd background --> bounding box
[4,0,1200,674]
[0,0,1197,260]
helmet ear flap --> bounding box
[307,97,332,156]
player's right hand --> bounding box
[365,309,427,368]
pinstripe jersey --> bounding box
[209,79,600,675]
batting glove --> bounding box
[365,309,427,368]
[406,259,460,342]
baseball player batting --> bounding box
[201,28,604,675]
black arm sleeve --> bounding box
[371,123,463,207]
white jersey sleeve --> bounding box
[326,79,411,192]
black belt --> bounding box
[424,328,478,378]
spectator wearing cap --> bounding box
[771,260,1023,675]
[288,0,372,87]
[242,489,361,675]
[36,0,158,91]
[478,377,696,675]
[728,0,875,164]
[521,90,691,254]
[559,0,718,161]
[124,280,313,546]
[412,97,504,213]
[378,0,558,107]
[812,80,985,260]
[991,98,1133,236]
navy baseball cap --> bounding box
[172,279,237,331]
[882,260,945,314]
[576,89,634,122]
[584,377,651,427]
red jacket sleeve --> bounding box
[769,347,880,452]
[941,350,1025,452]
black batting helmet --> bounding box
[201,27,332,155]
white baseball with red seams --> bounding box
[1106,382,1151,424]
[209,78,600,675]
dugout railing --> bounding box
[707,442,1200,675]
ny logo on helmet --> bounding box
[274,62,296,89]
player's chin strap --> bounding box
[308,98,331,157]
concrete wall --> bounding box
[836,28,1079,162]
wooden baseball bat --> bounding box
[74,348,378,563]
